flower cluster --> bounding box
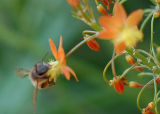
[18,0,160,113]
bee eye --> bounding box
[36,62,49,75]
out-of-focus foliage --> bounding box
[0,0,159,114]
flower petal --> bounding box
[58,36,66,64]
[114,3,127,24]
[65,66,79,82]
[127,9,143,27]
[114,42,126,55]
[98,29,119,39]
[49,38,58,60]
[87,39,100,51]
[60,66,71,80]
[99,16,122,30]
[114,80,124,94]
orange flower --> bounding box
[110,77,128,94]
[67,0,81,7]
[48,37,79,82]
[98,3,144,54]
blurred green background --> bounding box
[0,0,160,114]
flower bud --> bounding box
[97,4,108,16]
[67,0,81,7]
[156,75,160,84]
[129,81,143,88]
[156,47,160,54]
[98,0,112,10]
[154,10,160,18]
[125,55,135,65]
[144,102,154,112]
[84,35,100,51]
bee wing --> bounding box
[15,67,31,78]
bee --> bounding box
[16,61,56,114]
[16,62,55,89]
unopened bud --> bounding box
[129,81,143,88]
[97,4,108,16]
[156,75,160,84]
[67,0,81,7]
[144,102,154,112]
[125,55,135,65]
[156,47,160,54]
[154,10,160,18]
[84,35,100,51]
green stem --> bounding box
[157,91,160,98]
[82,30,97,35]
[150,15,155,56]
[120,0,127,4]
[66,33,99,57]
[103,54,120,84]
[136,49,159,66]
[137,79,154,111]
[111,50,117,77]
[95,0,99,5]
[77,4,102,31]
[140,11,154,32]
[126,48,160,74]
[120,63,138,78]
[154,76,158,114]
[138,72,154,77]
[77,4,92,24]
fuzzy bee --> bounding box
[16,62,55,89]
[16,61,57,114]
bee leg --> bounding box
[48,78,55,85]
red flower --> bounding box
[49,37,79,82]
[110,77,128,94]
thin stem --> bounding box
[95,0,99,5]
[136,49,159,66]
[66,33,99,57]
[137,79,154,111]
[154,76,158,113]
[138,72,154,77]
[77,4,92,24]
[111,50,117,77]
[120,63,138,78]
[120,0,127,4]
[82,30,97,35]
[150,15,155,56]
[140,11,154,32]
[103,55,120,84]
[157,91,160,98]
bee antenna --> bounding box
[42,51,49,62]
[33,80,38,114]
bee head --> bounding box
[31,62,49,78]
[36,62,49,75]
